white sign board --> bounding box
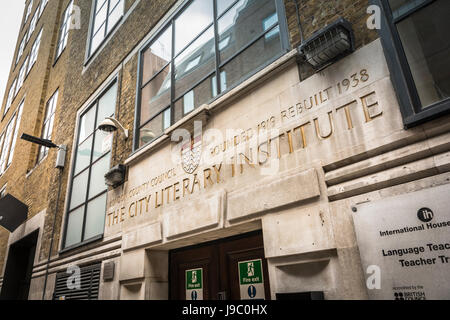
[238,259,265,300]
[353,184,450,300]
[186,268,203,300]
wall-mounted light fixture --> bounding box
[20,133,67,299]
[21,133,66,168]
[98,117,129,140]
[298,18,355,71]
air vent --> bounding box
[53,263,101,300]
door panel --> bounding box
[169,231,270,300]
[223,247,270,300]
[170,244,219,300]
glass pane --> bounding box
[107,1,123,33]
[388,0,428,18]
[0,136,4,162]
[74,136,93,175]
[0,116,16,173]
[140,64,171,123]
[96,82,117,127]
[8,103,24,166]
[109,0,121,12]
[212,70,227,96]
[91,24,105,54]
[265,25,280,40]
[174,74,214,121]
[396,0,450,108]
[183,90,195,114]
[139,112,164,147]
[263,13,279,40]
[84,193,107,240]
[94,2,107,33]
[217,0,236,16]
[79,107,96,143]
[70,170,89,209]
[49,91,59,115]
[142,26,172,83]
[163,108,171,129]
[175,26,215,98]
[96,0,107,13]
[221,31,281,92]
[65,206,85,248]
[175,0,213,54]
[93,130,112,162]
[89,153,111,198]
[218,0,277,63]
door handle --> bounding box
[217,291,228,300]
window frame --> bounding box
[37,89,59,164]
[55,0,74,61]
[373,0,450,128]
[134,0,290,151]
[0,184,6,199]
[3,78,17,117]
[85,0,125,61]
[27,8,39,43]
[24,0,34,24]
[0,105,21,176]
[27,28,43,75]
[39,0,48,18]
[6,100,24,168]
[16,36,26,66]
[61,79,118,252]
[16,55,29,96]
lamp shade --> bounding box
[298,18,355,70]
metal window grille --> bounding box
[53,263,101,300]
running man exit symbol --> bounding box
[238,259,265,300]
[186,268,203,300]
[247,262,255,277]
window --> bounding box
[88,0,124,57]
[0,185,6,199]
[375,0,450,127]
[7,101,24,167]
[25,0,33,23]
[27,9,38,42]
[0,110,18,175]
[185,55,202,73]
[16,56,29,96]
[39,0,48,17]
[37,90,58,163]
[212,71,227,97]
[56,1,74,59]
[16,36,26,64]
[263,13,279,40]
[27,28,42,74]
[4,79,17,116]
[136,0,288,148]
[63,81,117,250]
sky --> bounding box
[0,1,25,103]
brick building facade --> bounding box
[0,0,449,300]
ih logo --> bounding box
[417,207,434,223]
[181,134,202,174]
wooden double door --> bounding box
[169,231,270,300]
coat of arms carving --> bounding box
[181,134,202,174]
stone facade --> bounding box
[0,0,449,300]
